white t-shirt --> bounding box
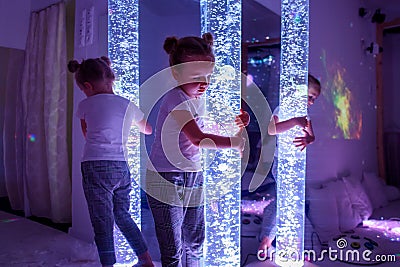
[148,87,205,172]
[76,94,144,161]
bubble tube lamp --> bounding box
[275,0,309,266]
[108,0,140,265]
[201,0,242,266]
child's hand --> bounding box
[235,109,250,129]
[293,129,315,151]
[292,116,308,128]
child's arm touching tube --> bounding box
[293,119,315,151]
[171,109,245,151]
[267,115,308,135]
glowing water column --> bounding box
[200,1,242,266]
[275,0,309,266]
[108,1,140,265]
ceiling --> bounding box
[364,0,400,22]
[254,0,280,16]
[140,0,399,38]
[254,0,400,23]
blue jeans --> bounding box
[259,181,277,242]
[146,170,204,267]
[260,157,278,242]
[81,160,148,266]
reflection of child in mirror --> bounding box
[69,56,154,267]
[145,33,249,267]
[258,74,321,255]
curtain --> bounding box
[5,2,71,223]
[1,48,25,207]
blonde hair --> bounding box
[308,74,321,93]
[164,33,215,66]
[67,56,115,85]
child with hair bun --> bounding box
[69,56,154,267]
[145,33,249,267]
[258,73,321,257]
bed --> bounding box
[306,172,400,266]
[241,171,400,266]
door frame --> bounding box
[376,18,400,181]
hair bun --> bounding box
[202,32,214,47]
[100,56,112,66]
[163,36,179,54]
[67,60,80,73]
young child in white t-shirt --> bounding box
[258,74,321,256]
[69,56,153,267]
[145,33,249,267]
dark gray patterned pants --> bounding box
[81,160,148,265]
[146,170,204,267]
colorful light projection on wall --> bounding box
[275,0,309,266]
[321,50,362,139]
[108,1,141,265]
[200,0,242,266]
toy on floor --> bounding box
[327,232,383,265]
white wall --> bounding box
[0,0,67,50]
[0,0,30,49]
[307,0,378,185]
[68,0,108,243]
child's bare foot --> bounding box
[259,236,273,249]
[258,236,273,259]
[132,251,154,267]
[132,262,154,267]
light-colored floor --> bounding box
[0,206,267,267]
[0,209,163,267]
[0,210,101,266]
[2,207,399,267]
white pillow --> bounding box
[342,176,373,220]
[307,186,340,243]
[327,179,361,232]
[362,172,389,209]
[384,185,400,201]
